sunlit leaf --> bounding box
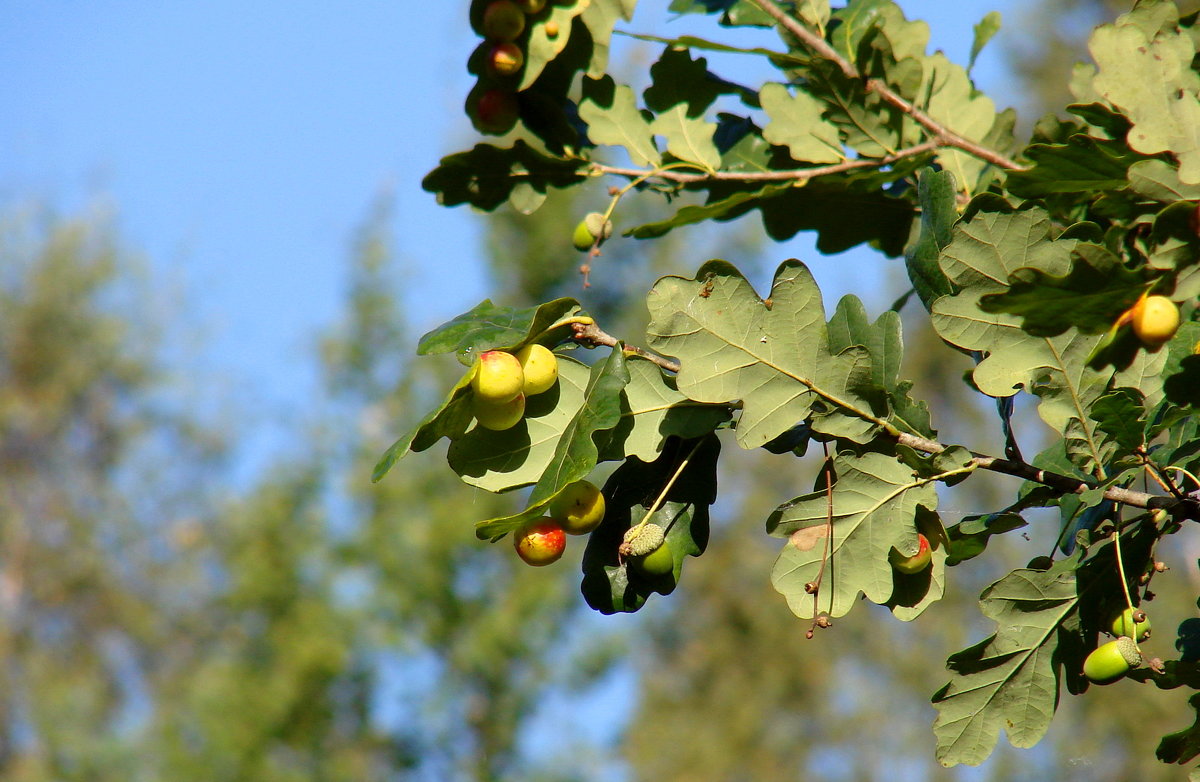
[579,76,661,167]
[646,259,883,448]
[767,451,943,619]
[475,347,630,539]
[1089,5,1200,183]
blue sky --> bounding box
[0,1,1024,472]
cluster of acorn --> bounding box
[469,345,558,431]
[1083,607,1152,684]
[512,482,674,576]
[470,0,546,134]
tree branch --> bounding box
[896,432,1199,518]
[747,0,1027,172]
[570,321,681,373]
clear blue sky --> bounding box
[0,1,1024,479]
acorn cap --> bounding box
[1114,635,1142,667]
[622,524,665,557]
[583,212,614,241]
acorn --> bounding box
[1110,607,1152,642]
[635,539,674,575]
[1083,637,1141,683]
[572,212,613,251]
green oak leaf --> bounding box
[579,76,661,167]
[580,0,638,79]
[1004,135,1142,198]
[422,141,588,212]
[643,46,726,117]
[447,355,589,492]
[886,505,948,621]
[1162,321,1200,407]
[646,259,882,449]
[518,2,589,90]
[625,184,786,239]
[1128,158,1200,202]
[929,204,1165,471]
[649,105,722,171]
[825,294,935,437]
[617,31,801,68]
[759,82,845,164]
[808,64,904,158]
[601,357,732,463]
[922,53,1005,195]
[371,367,476,482]
[581,435,718,614]
[904,168,958,313]
[475,347,630,540]
[767,451,942,619]
[932,567,1080,767]
[629,164,920,255]
[1089,6,1200,183]
[945,511,1028,566]
[831,0,929,70]
[978,243,1150,337]
[968,11,1001,73]
[416,297,583,363]
[1089,387,1146,457]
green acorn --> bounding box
[572,212,613,251]
[1083,636,1141,683]
[635,539,673,575]
[1110,607,1152,642]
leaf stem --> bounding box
[631,438,705,533]
[807,443,836,636]
[1109,508,1139,652]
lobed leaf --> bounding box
[1089,4,1200,183]
[1159,693,1200,766]
[649,105,722,171]
[904,168,959,313]
[645,259,882,449]
[600,357,732,463]
[932,566,1080,767]
[422,141,587,212]
[968,11,1001,73]
[579,76,661,167]
[447,356,591,493]
[416,298,584,363]
[767,451,943,619]
[371,370,476,482]
[978,243,1150,338]
[929,203,1165,472]
[1004,135,1142,198]
[825,294,935,437]
[759,83,845,164]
